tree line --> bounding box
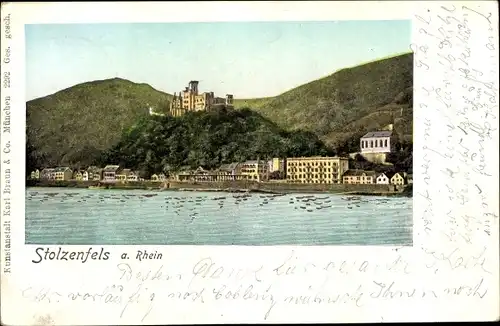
[27,107,412,178]
[95,107,332,178]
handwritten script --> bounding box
[412,3,498,274]
[21,249,492,322]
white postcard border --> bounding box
[1,1,499,325]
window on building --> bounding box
[384,139,388,147]
[370,140,373,147]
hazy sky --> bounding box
[26,20,411,100]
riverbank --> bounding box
[26,180,160,190]
[26,180,412,197]
[167,180,411,197]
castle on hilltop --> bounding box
[169,80,234,117]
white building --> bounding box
[376,172,394,184]
[360,131,394,154]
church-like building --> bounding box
[169,80,234,117]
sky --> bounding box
[25,20,411,100]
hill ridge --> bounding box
[30,77,173,102]
[235,51,412,101]
[26,52,413,172]
[234,52,413,150]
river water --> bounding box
[25,187,413,245]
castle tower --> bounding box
[189,80,199,95]
[170,92,176,113]
[225,94,234,106]
[180,89,185,113]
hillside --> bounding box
[97,108,331,176]
[26,53,413,172]
[234,53,413,151]
[26,78,173,169]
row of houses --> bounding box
[30,157,411,186]
[174,160,277,183]
[171,157,412,185]
[30,165,141,183]
[343,170,412,185]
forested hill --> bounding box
[26,78,173,170]
[96,108,331,176]
[234,52,414,152]
[26,53,413,173]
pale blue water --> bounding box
[25,187,413,245]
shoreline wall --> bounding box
[26,179,410,195]
[25,180,160,189]
[167,180,398,194]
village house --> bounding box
[151,173,166,182]
[30,169,40,180]
[198,167,215,182]
[213,170,232,181]
[375,172,395,185]
[212,163,243,181]
[54,167,73,181]
[219,163,239,175]
[174,163,256,182]
[286,156,349,184]
[175,166,228,182]
[73,170,83,181]
[116,168,137,182]
[391,172,407,185]
[82,171,89,181]
[239,160,268,181]
[103,165,120,182]
[360,130,395,154]
[87,166,103,181]
[342,169,377,184]
[40,168,56,180]
[126,170,138,182]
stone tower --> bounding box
[188,80,199,95]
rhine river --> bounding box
[25,187,413,245]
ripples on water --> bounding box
[25,187,413,246]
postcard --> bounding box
[1,1,499,324]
